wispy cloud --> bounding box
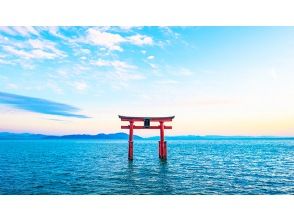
[14,26,40,37]
[0,27,17,36]
[103,70,145,90]
[0,31,66,61]
[3,45,58,59]
[90,58,142,89]
[91,59,137,71]
[46,26,69,40]
[80,28,154,51]
[0,92,89,118]
[0,26,40,37]
[28,39,65,56]
[147,55,155,60]
[127,34,153,46]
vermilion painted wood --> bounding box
[121,126,172,129]
[159,141,167,160]
[119,115,175,122]
[159,122,164,158]
[128,121,134,160]
[119,115,174,160]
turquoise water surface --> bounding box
[0,139,293,194]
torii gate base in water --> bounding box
[119,115,175,160]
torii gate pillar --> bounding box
[119,115,175,160]
[159,121,167,160]
[128,121,134,160]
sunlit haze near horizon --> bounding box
[0,26,293,137]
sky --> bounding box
[0,26,293,136]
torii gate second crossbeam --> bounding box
[119,115,175,160]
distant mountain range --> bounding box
[0,132,293,140]
[0,132,142,140]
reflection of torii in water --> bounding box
[118,115,175,160]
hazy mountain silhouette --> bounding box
[0,132,293,140]
[0,132,142,140]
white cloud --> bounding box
[3,46,32,59]
[81,28,154,51]
[119,26,134,31]
[3,45,59,59]
[86,28,125,51]
[28,39,66,57]
[115,71,145,81]
[45,27,75,43]
[127,34,153,46]
[25,27,40,36]
[3,37,66,60]
[31,49,57,59]
[147,55,155,60]
[0,35,27,49]
[91,59,137,71]
[29,39,49,49]
[94,26,112,32]
[12,26,40,37]
[0,27,17,35]
[111,61,137,70]
[91,59,109,67]
[48,26,59,36]
[160,27,180,39]
[47,27,66,39]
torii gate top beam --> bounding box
[118,115,175,122]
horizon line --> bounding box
[0,131,294,138]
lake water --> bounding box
[0,139,293,195]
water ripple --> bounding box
[0,139,293,194]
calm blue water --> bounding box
[0,139,293,194]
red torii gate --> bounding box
[119,115,175,160]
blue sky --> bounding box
[0,26,293,136]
